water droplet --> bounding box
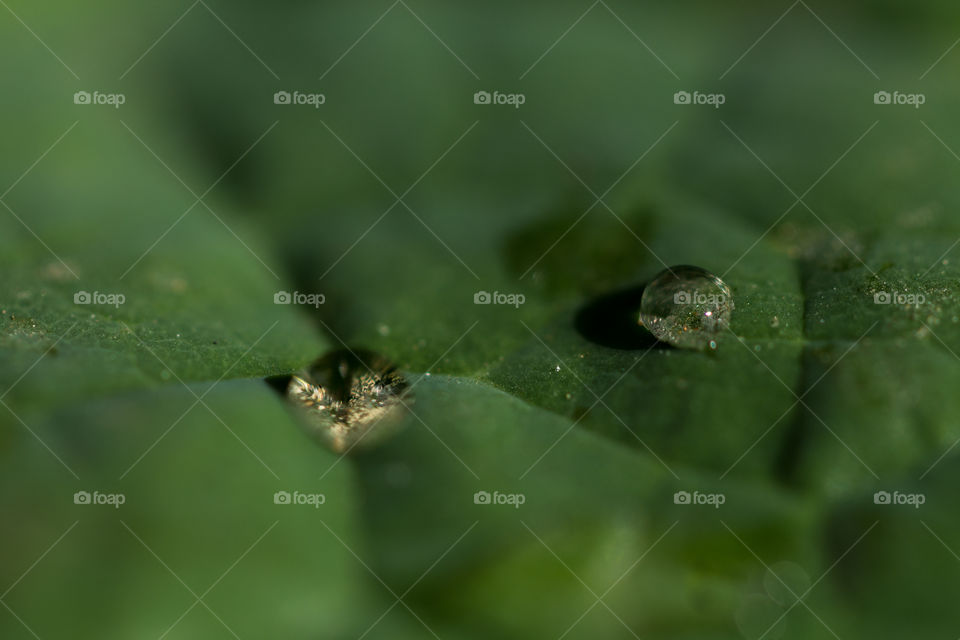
[285,349,410,453]
[639,265,734,350]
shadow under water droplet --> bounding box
[266,349,411,454]
[574,284,667,350]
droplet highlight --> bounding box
[639,265,733,350]
[285,349,410,453]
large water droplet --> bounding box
[639,265,733,350]
[285,349,410,453]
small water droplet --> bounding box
[638,265,734,350]
[285,349,410,453]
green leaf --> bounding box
[3,1,960,638]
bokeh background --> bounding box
[2,1,960,638]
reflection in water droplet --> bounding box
[639,265,734,350]
[285,349,410,453]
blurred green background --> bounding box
[2,0,960,638]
